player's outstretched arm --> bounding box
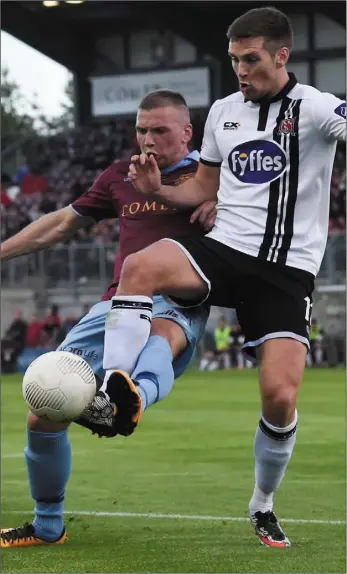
[1,207,93,261]
[128,153,220,209]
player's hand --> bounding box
[128,154,161,195]
[190,201,217,232]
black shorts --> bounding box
[166,236,315,359]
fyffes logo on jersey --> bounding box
[228,140,287,184]
[334,103,346,119]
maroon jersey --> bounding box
[72,155,203,300]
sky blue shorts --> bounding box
[57,296,209,380]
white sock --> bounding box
[102,295,152,389]
[249,410,298,515]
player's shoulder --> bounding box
[209,92,244,112]
[290,82,342,105]
[207,93,244,125]
[212,92,244,107]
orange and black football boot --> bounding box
[1,523,67,548]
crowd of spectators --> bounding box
[1,304,90,373]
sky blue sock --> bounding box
[132,335,174,411]
[25,429,71,541]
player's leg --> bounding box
[238,280,312,547]
[248,338,305,547]
[1,411,70,548]
[102,236,238,435]
[103,297,210,436]
[102,238,209,387]
[1,302,110,548]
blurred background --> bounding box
[1,0,345,373]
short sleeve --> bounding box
[311,93,346,142]
[72,168,118,221]
[200,103,223,167]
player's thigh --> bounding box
[151,295,210,378]
[160,237,245,308]
[119,239,209,302]
[57,300,111,382]
[238,281,312,362]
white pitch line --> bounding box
[7,510,345,525]
[2,451,89,459]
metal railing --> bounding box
[1,243,117,292]
[1,234,345,291]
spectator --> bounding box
[41,305,62,348]
[229,324,246,369]
[14,164,29,184]
[306,318,324,367]
[20,167,48,196]
[1,186,13,208]
[214,317,231,370]
[26,314,44,348]
[1,310,27,372]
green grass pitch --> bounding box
[1,368,346,573]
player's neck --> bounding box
[251,70,290,105]
[164,148,191,170]
[270,70,290,99]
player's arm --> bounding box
[0,207,93,261]
[312,93,346,141]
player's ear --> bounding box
[183,124,193,144]
[275,47,289,68]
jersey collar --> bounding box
[244,72,298,105]
[160,150,200,175]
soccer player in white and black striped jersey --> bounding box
[101,7,345,547]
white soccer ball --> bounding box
[22,351,97,423]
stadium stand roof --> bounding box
[2,1,345,73]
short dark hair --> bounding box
[139,90,188,111]
[227,7,293,52]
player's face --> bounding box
[136,107,192,169]
[228,37,288,101]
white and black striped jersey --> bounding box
[200,73,346,277]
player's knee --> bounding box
[27,410,70,433]
[151,318,187,359]
[120,253,155,293]
[266,385,297,413]
[261,369,299,425]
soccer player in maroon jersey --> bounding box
[0,91,215,547]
